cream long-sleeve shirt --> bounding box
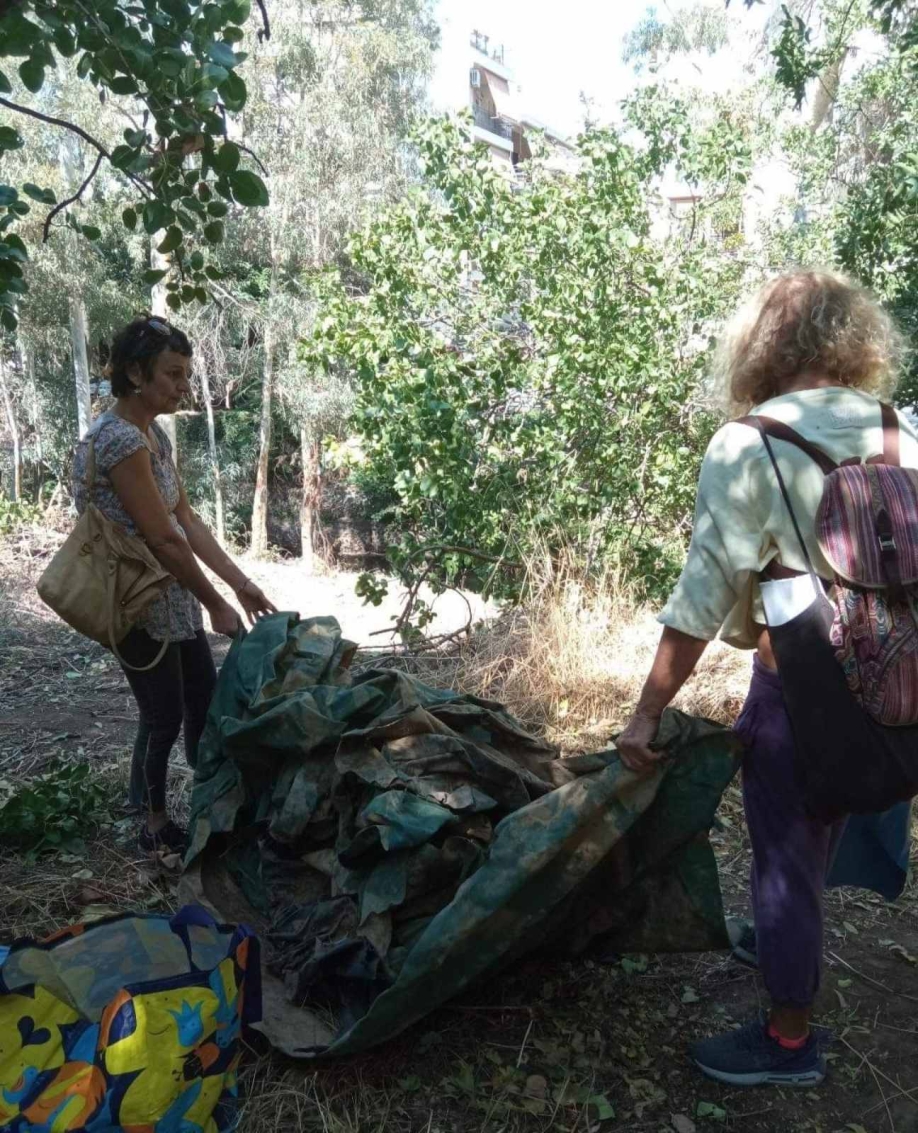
[658,387,918,649]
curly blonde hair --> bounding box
[712,270,905,415]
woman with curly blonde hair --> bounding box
[617,270,918,1087]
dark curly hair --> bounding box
[107,315,193,398]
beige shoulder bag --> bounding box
[37,434,174,672]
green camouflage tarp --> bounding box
[180,614,741,1058]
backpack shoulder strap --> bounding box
[735,415,838,475]
[737,415,824,593]
[880,402,900,467]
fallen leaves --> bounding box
[628,1077,667,1118]
[890,943,917,966]
[524,1074,547,1099]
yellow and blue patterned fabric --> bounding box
[0,907,260,1132]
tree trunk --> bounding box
[199,360,226,546]
[20,338,41,499]
[299,427,323,572]
[151,242,179,461]
[0,355,21,501]
[250,317,274,558]
[811,50,848,130]
[60,136,93,440]
[69,299,92,439]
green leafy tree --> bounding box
[760,0,918,404]
[623,4,731,72]
[222,0,436,557]
[306,111,753,620]
[0,0,272,331]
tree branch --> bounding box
[236,141,269,177]
[0,95,153,200]
[404,543,524,570]
[254,0,271,40]
[0,95,111,160]
[209,280,258,311]
[43,152,103,242]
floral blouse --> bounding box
[72,412,203,642]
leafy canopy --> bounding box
[756,0,918,405]
[0,0,270,330]
[306,108,752,618]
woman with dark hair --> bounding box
[72,315,277,854]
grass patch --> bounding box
[0,758,118,856]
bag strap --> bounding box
[880,401,900,467]
[105,558,171,673]
[85,435,98,494]
[866,463,905,594]
[739,402,900,469]
[747,417,824,599]
[735,415,838,475]
[738,400,901,588]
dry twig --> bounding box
[829,951,918,1005]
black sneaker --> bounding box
[691,1013,826,1087]
[138,820,188,855]
[726,916,757,968]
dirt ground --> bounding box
[1,535,917,1133]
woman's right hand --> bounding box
[616,710,664,775]
[208,600,243,638]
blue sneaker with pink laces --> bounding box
[691,1013,826,1087]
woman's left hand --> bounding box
[236,580,278,625]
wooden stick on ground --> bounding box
[516,1018,535,1069]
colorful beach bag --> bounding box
[0,907,260,1133]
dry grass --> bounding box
[422,557,751,751]
[237,1066,403,1133]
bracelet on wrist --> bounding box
[234,577,251,596]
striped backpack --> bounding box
[744,403,918,727]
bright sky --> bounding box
[428,0,772,138]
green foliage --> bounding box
[178,405,260,541]
[0,0,438,568]
[623,4,730,72]
[771,5,824,110]
[830,6,918,406]
[763,0,918,406]
[0,760,114,854]
[306,112,751,603]
[0,0,270,327]
[354,571,390,607]
[0,493,41,534]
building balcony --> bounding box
[472,104,514,141]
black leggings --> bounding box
[118,628,217,813]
